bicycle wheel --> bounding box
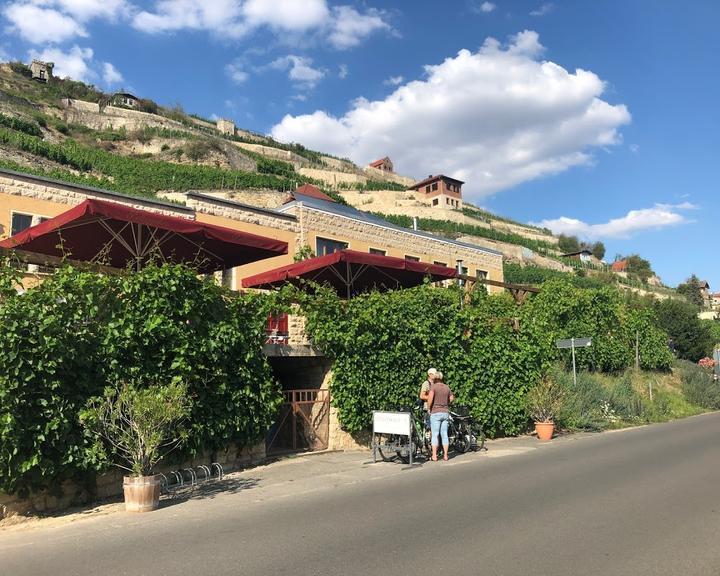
[375,433,397,462]
[398,430,420,464]
[469,422,486,452]
[454,422,471,453]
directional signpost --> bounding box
[555,337,592,387]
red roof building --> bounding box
[368,157,394,172]
[287,184,336,203]
[611,260,628,272]
[409,174,464,210]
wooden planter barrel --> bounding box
[123,475,161,513]
[534,421,555,441]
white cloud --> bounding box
[29,45,94,81]
[383,75,404,86]
[133,0,248,37]
[4,3,88,44]
[271,55,325,88]
[271,30,631,198]
[534,202,698,240]
[530,2,554,16]
[338,63,348,79]
[4,1,131,44]
[132,0,392,49]
[242,0,328,31]
[102,61,123,85]
[49,0,131,22]
[327,5,392,50]
[225,62,249,84]
[475,2,497,13]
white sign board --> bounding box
[372,411,411,436]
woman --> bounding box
[427,372,454,461]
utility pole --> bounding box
[635,330,640,370]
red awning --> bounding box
[0,199,287,273]
[242,249,458,298]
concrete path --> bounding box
[2,414,720,575]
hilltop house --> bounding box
[409,174,463,210]
[217,118,236,136]
[368,157,394,173]
[30,60,53,83]
[700,280,711,308]
[111,92,138,108]
[562,250,602,266]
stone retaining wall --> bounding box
[0,442,265,519]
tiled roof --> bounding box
[279,193,501,257]
[410,174,465,190]
[292,184,336,203]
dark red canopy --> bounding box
[0,199,287,273]
[242,249,458,298]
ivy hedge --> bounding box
[300,278,674,439]
[0,263,280,495]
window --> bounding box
[11,212,33,236]
[425,185,431,193]
[432,198,439,206]
[431,182,438,191]
[434,261,448,267]
[316,236,348,256]
[369,248,386,256]
[405,255,420,262]
[476,270,488,280]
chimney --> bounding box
[412,217,418,231]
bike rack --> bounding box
[159,464,224,495]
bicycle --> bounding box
[376,402,429,464]
[449,408,486,453]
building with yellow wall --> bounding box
[0,167,503,290]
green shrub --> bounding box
[301,284,541,437]
[555,368,611,431]
[0,264,280,495]
[82,382,190,476]
[0,113,43,137]
[677,360,720,409]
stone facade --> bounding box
[298,167,367,187]
[233,142,309,166]
[363,165,416,187]
[61,101,189,133]
[216,118,236,136]
[30,60,53,82]
[0,443,266,519]
[293,205,504,285]
[0,171,193,222]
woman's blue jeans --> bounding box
[430,412,449,447]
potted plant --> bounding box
[83,381,189,512]
[525,376,565,441]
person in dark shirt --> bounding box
[427,372,454,461]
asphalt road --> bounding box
[3,413,720,576]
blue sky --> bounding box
[1,1,718,289]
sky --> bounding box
[1,0,718,288]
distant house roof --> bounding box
[410,174,465,190]
[700,280,710,289]
[562,250,594,258]
[611,260,628,272]
[278,193,502,257]
[113,92,138,100]
[287,184,336,203]
[369,157,391,168]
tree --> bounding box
[558,234,581,254]
[654,298,714,362]
[677,274,705,308]
[623,254,654,282]
[590,241,606,260]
